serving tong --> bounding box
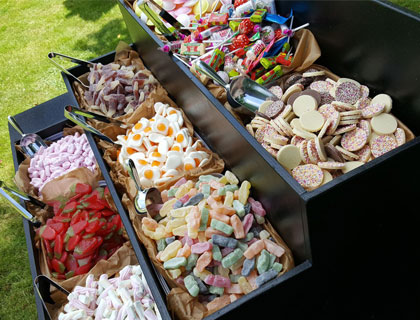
[0,180,44,227]
[48,52,96,89]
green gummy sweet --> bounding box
[167,187,178,197]
[272,262,283,273]
[268,253,276,269]
[163,257,187,270]
[186,254,198,271]
[184,275,199,297]
[199,175,217,182]
[237,241,248,252]
[233,200,245,217]
[157,239,167,252]
[212,243,222,261]
[229,274,241,283]
[199,207,209,231]
[257,249,270,275]
[217,187,226,196]
[209,285,224,296]
[245,232,254,242]
[221,248,243,268]
[211,219,233,236]
[202,184,211,198]
[225,185,238,193]
[195,181,201,189]
[255,214,265,224]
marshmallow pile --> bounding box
[58,265,161,320]
[28,133,96,191]
[116,102,210,188]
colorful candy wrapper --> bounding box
[208,13,229,26]
[180,43,206,56]
[229,20,241,32]
[250,8,267,23]
[250,65,266,80]
[276,52,293,66]
[259,56,277,69]
[264,10,293,25]
[255,0,277,14]
[224,55,235,72]
[209,49,226,71]
[256,65,283,84]
[234,1,255,17]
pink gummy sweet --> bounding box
[248,197,266,216]
[263,239,285,257]
[221,247,234,257]
[242,213,254,234]
[191,242,213,254]
[247,238,258,246]
[179,194,190,204]
[205,275,231,288]
[174,177,187,187]
[243,239,265,259]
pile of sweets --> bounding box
[28,133,96,191]
[84,62,157,117]
[246,69,408,191]
[116,102,210,188]
[58,265,161,320]
[148,0,303,86]
[142,171,286,312]
[39,184,124,279]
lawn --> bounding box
[0,0,418,319]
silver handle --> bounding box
[127,159,143,192]
[48,52,91,89]
[194,60,228,88]
[0,187,40,226]
[8,115,24,136]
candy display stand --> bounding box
[115,0,420,318]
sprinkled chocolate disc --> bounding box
[355,97,371,110]
[355,145,371,162]
[317,161,346,170]
[325,143,345,162]
[360,85,370,99]
[370,134,398,158]
[341,128,368,151]
[287,91,301,106]
[255,124,276,144]
[254,111,271,121]
[296,77,313,88]
[335,82,361,105]
[394,128,406,146]
[284,73,302,89]
[361,103,385,118]
[358,120,371,137]
[310,80,333,93]
[335,145,360,160]
[318,104,340,135]
[269,86,283,99]
[299,140,311,164]
[291,135,305,147]
[320,92,335,105]
[292,164,324,189]
[307,139,321,163]
[264,100,284,119]
[335,124,357,135]
[261,142,278,157]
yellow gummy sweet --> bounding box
[193,267,212,281]
[238,276,253,294]
[217,265,230,278]
[160,240,182,262]
[175,181,194,199]
[153,226,167,240]
[171,206,193,218]
[230,256,246,272]
[198,231,207,242]
[160,198,178,217]
[225,171,239,185]
[224,191,234,207]
[142,227,156,240]
[165,218,186,233]
[238,180,251,205]
[218,176,228,185]
[168,268,182,279]
[172,225,188,237]
[158,216,169,226]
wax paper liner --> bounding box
[72,42,171,123]
[42,243,138,320]
[14,126,102,203]
[277,64,415,141]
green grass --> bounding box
[0,1,130,319]
[0,0,419,319]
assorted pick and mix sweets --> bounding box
[39,183,124,279]
[142,171,288,313]
[246,69,409,190]
[58,265,160,320]
[28,132,96,192]
[116,102,211,188]
[134,0,300,87]
[84,61,158,117]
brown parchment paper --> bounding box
[123,184,294,320]
[44,243,138,320]
[278,64,415,141]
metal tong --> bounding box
[48,52,95,89]
[0,181,44,227]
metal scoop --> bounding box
[8,116,48,158]
[48,52,95,89]
[126,159,162,216]
[194,60,279,113]
[0,182,42,227]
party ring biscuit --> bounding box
[299,140,311,164]
[361,103,385,118]
[370,134,398,158]
[394,128,406,146]
[269,86,283,99]
[335,82,361,105]
[371,113,397,135]
[355,145,371,163]
[264,100,285,119]
[334,124,357,135]
[292,164,324,189]
[317,161,346,170]
[335,145,359,160]
[341,128,368,151]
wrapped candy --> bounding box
[255,65,283,85]
[209,49,226,71]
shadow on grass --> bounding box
[73,19,131,57]
[64,0,117,21]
